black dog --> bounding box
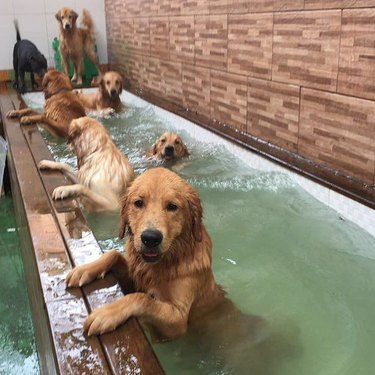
[12,20,47,94]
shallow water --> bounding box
[25,95,375,375]
[0,197,39,375]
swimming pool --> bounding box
[24,91,375,375]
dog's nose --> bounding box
[64,24,71,29]
[110,89,117,97]
[141,229,163,248]
[164,145,174,156]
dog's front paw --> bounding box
[6,110,19,118]
[20,116,34,125]
[38,160,56,171]
[66,263,105,288]
[100,107,116,117]
[84,303,127,336]
[52,185,79,200]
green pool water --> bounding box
[25,96,375,375]
[0,196,39,374]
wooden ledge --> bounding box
[0,87,164,375]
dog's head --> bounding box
[42,69,72,99]
[99,71,123,100]
[55,7,78,30]
[30,53,47,77]
[150,132,189,161]
[119,168,203,263]
[68,117,110,161]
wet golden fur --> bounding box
[77,71,124,113]
[55,8,101,85]
[6,69,86,138]
[39,117,134,212]
[148,132,189,161]
[65,168,227,339]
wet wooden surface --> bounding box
[0,86,165,375]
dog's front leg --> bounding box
[39,160,78,183]
[84,293,190,338]
[52,184,117,211]
[30,73,38,90]
[66,249,128,287]
[6,108,38,119]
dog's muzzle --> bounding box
[164,145,175,159]
[110,89,117,98]
[64,23,71,30]
[140,229,163,263]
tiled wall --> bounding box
[104,0,375,189]
[0,0,108,71]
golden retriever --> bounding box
[77,71,124,114]
[148,132,189,161]
[7,69,86,138]
[65,168,251,339]
[39,116,134,212]
[55,8,101,85]
[65,168,300,373]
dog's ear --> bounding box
[151,143,158,155]
[188,188,203,242]
[55,11,61,21]
[118,75,123,93]
[67,118,83,143]
[181,142,189,158]
[71,11,78,22]
[97,75,104,92]
[118,191,130,239]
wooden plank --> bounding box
[7,91,165,375]
[0,93,112,375]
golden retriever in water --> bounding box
[77,71,124,114]
[148,132,189,161]
[55,8,101,85]
[7,69,86,138]
[39,117,134,212]
[65,168,266,346]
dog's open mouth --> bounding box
[141,249,162,263]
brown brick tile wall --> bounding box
[105,0,375,187]
[182,64,211,118]
[272,10,341,91]
[211,70,248,132]
[150,17,170,59]
[169,16,195,63]
[304,1,375,10]
[248,78,300,151]
[228,13,273,79]
[195,15,228,70]
[338,9,375,100]
[300,88,375,183]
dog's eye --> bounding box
[106,80,110,85]
[115,80,119,85]
[175,140,180,145]
[134,199,144,208]
[166,203,178,212]
[161,139,166,143]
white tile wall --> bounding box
[0,0,108,70]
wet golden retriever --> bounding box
[39,116,134,212]
[148,132,189,161]
[77,71,124,114]
[7,69,85,138]
[66,168,300,373]
[65,167,229,339]
[55,7,101,85]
